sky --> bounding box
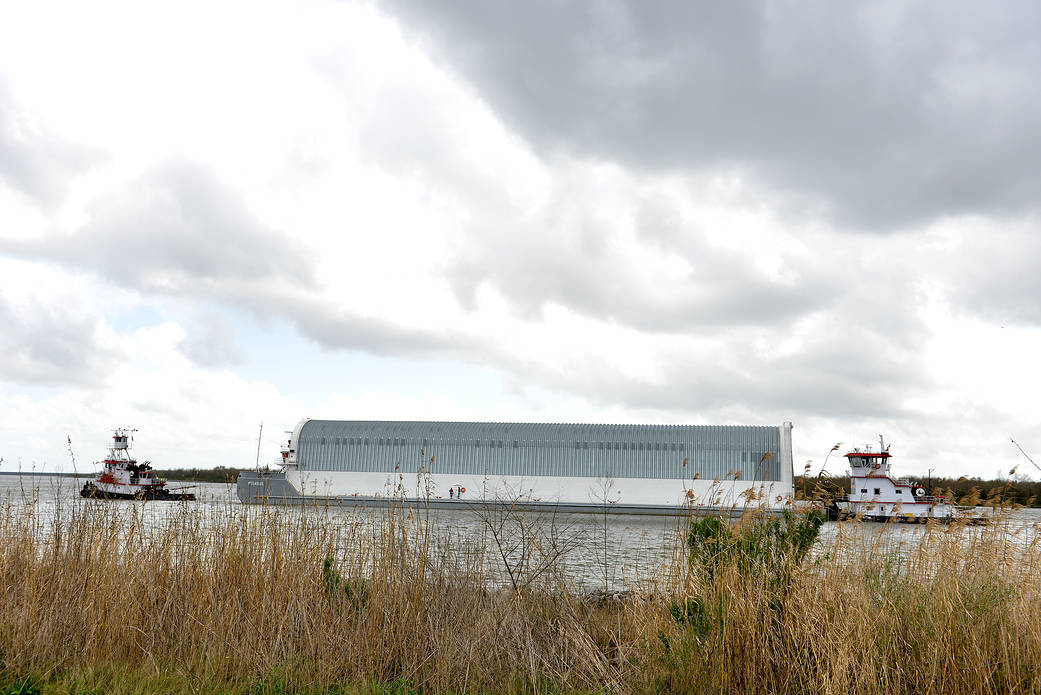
[2,0,1040,481]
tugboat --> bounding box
[80,428,196,501]
[827,436,986,523]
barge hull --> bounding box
[236,471,789,518]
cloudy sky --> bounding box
[2,0,1040,480]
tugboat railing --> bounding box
[830,494,950,505]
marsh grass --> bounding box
[1,494,1041,695]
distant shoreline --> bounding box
[0,471,88,478]
[0,467,248,483]
[2,470,1038,506]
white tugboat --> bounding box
[80,428,195,501]
[828,436,985,523]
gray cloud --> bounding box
[0,156,482,369]
[0,76,96,204]
[264,292,487,360]
[940,223,1041,325]
[379,0,1041,228]
[447,181,832,332]
[2,159,316,295]
[322,23,837,334]
[493,242,935,422]
[279,239,932,424]
[178,312,243,367]
[514,319,931,423]
[0,295,117,386]
[305,63,934,410]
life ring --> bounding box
[873,463,881,469]
[459,487,466,493]
[914,487,925,497]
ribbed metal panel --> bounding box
[294,420,785,482]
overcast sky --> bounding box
[2,0,1040,481]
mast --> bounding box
[255,422,263,473]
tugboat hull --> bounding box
[80,482,195,501]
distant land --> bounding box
[150,466,250,483]
[2,468,1038,506]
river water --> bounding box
[3,474,1040,591]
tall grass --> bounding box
[1,494,1040,694]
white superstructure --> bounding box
[836,436,981,522]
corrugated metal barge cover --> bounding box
[293,420,788,482]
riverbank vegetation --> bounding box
[1,497,1040,694]
[150,465,248,484]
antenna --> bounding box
[255,422,264,473]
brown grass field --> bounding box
[1,494,1040,695]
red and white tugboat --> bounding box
[829,436,986,523]
[80,428,195,501]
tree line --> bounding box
[798,474,1041,508]
[151,465,249,484]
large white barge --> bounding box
[236,419,795,515]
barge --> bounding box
[237,418,795,515]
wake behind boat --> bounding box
[80,428,195,502]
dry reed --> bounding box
[1,493,1040,694]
